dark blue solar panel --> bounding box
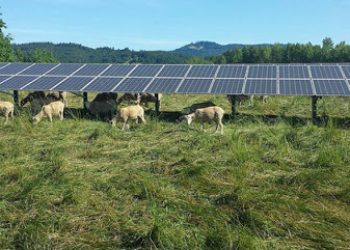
[130,65,163,77]
[20,63,57,75]
[217,65,247,78]
[23,77,65,91]
[177,79,212,93]
[310,65,343,79]
[47,64,83,76]
[341,65,350,79]
[74,64,110,76]
[82,77,123,92]
[279,65,309,79]
[0,63,34,75]
[248,65,277,78]
[314,80,350,96]
[101,65,136,77]
[114,78,152,92]
[0,63,9,69]
[157,65,190,77]
[280,80,313,96]
[53,77,94,91]
[187,65,218,78]
[0,76,38,90]
[0,76,11,84]
[244,79,277,95]
[145,78,182,93]
[211,79,244,94]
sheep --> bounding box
[0,101,14,124]
[32,101,65,124]
[117,93,139,105]
[85,93,118,118]
[181,106,225,135]
[139,93,162,108]
[227,95,250,106]
[21,91,66,114]
[250,95,269,104]
[111,104,145,130]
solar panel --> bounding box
[157,65,190,77]
[47,63,83,76]
[248,65,276,78]
[101,64,136,77]
[0,63,33,75]
[310,65,343,79]
[244,79,277,95]
[53,77,94,91]
[113,78,152,92]
[211,79,244,94]
[22,77,65,91]
[314,80,350,96]
[130,65,163,77]
[0,63,9,69]
[217,65,246,78]
[82,77,123,92]
[20,63,57,75]
[341,65,350,79]
[0,76,11,84]
[279,65,309,79]
[145,78,182,93]
[187,65,218,78]
[177,79,212,93]
[0,76,38,90]
[280,79,313,96]
[73,64,110,76]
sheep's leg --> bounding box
[122,122,126,131]
[48,114,53,123]
[219,120,224,135]
[4,113,8,125]
[126,123,130,130]
[59,111,64,121]
[140,115,146,124]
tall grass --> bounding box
[0,94,349,249]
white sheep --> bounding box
[111,104,145,130]
[33,101,65,124]
[0,101,15,124]
[182,106,225,135]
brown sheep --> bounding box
[33,101,65,124]
[139,93,162,108]
[117,93,139,105]
[181,106,225,135]
[111,104,145,130]
[182,101,216,115]
[85,93,118,118]
[0,101,15,124]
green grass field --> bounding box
[0,93,350,249]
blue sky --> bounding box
[1,0,350,51]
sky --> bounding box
[1,0,350,51]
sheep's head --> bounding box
[32,110,45,124]
[110,113,119,127]
[180,114,194,126]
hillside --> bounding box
[0,93,350,249]
[13,43,190,64]
[174,41,271,57]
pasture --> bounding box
[0,93,350,249]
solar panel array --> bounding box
[0,62,350,96]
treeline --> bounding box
[207,38,350,64]
[13,42,190,64]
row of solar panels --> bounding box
[0,63,349,96]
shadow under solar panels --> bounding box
[0,76,38,90]
[82,77,123,92]
[177,79,212,93]
[244,79,277,95]
[314,80,350,96]
[211,79,244,94]
[280,79,313,96]
[145,78,182,93]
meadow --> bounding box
[0,93,350,249]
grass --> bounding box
[0,93,350,249]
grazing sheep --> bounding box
[250,95,269,104]
[47,91,67,105]
[117,93,139,105]
[32,101,65,124]
[182,101,216,115]
[182,106,225,135]
[85,93,118,118]
[227,95,250,106]
[139,93,162,108]
[21,91,46,107]
[111,104,145,130]
[21,91,66,114]
[0,101,14,124]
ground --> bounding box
[0,93,350,249]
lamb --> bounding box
[0,101,15,124]
[32,101,65,124]
[181,106,225,135]
[85,93,118,118]
[21,91,67,114]
[110,104,145,130]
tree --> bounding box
[0,13,16,61]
